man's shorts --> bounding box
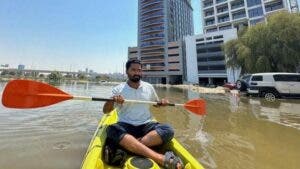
[106,121,174,145]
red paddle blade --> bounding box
[2,80,73,109]
[184,99,206,115]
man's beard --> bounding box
[129,75,141,83]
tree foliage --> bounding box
[47,71,62,81]
[223,12,300,73]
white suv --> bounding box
[247,73,300,101]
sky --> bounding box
[0,0,202,73]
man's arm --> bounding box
[102,95,124,114]
[150,85,169,107]
[103,100,114,114]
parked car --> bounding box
[236,74,252,91]
[247,73,300,101]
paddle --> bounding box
[1,79,206,115]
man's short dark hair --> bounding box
[126,59,141,71]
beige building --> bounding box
[129,41,183,84]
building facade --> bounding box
[137,0,194,84]
[184,29,238,85]
[129,41,184,84]
[202,0,299,33]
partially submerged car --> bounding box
[236,74,252,91]
[247,73,300,101]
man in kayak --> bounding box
[103,59,182,169]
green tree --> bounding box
[1,70,9,76]
[77,73,87,80]
[64,74,73,78]
[224,12,300,73]
[8,71,16,76]
[47,71,62,82]
[223,39,241,81]
[95,75,110,81]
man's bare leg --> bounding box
[119,133,182,169]
[119,134,164,165]
[139,130,163,147]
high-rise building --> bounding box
[137,0,194,84]
[18,64,25,71]
[202,0,299,33]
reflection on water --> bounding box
[248,98,300,130]
[0,82,299,169]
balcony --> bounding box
[265,1,284,12]
[203,1,214,8]
[142,65,165,71]
[218,16,230,23]
[232,13,246,20]
[141,52,164,56]
[128,54,138,59]
[216,0,228,3]
[197,43,222,49]
[140,41,165,48]
[168,57,180,63]
[168,63,181,70]
[141,11,163,21]
[141,26,164,34]
[141,19,164,28]
[197,51,224,57]
[141,33,164,42]
[205,20,215,26]
[198,60,225,66]
[231,3,245,10]
[198,70,227,74]
[141,0,163,9]
[204,11,215,17]
[141,58,165,64]
[141,5,163,15]
[217,8,229,14]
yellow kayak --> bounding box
[81,110,205,169]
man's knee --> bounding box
[155,124,174,144]
[106,124,127,145]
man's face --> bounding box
[126,63,142,83]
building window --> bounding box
[210,65,226,70]
[168,54,179,57]
[213,35,223,39]
[231,1,244,9]
[207,28,218,33]
[247,0,262,7]
[216,0,227,4]
[168,46,179,49]
[196,38,205,42]
[205,19,215,26]
[218,15,230,23]
[217,6,228,13]
[219,24,232,30]
[205,10,214,16]
[232,10,246,20]
[265,1,284,12]
[248,7,263,18]
[249,18,264,25]
[203,0,213,8]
